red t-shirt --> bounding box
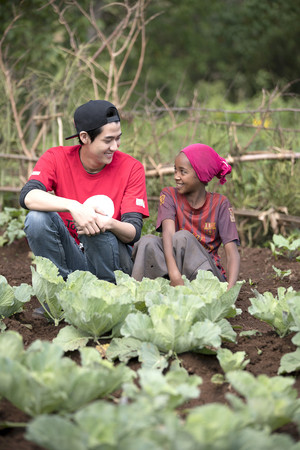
[28,145,149,241]
[156,187,239,274]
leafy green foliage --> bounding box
[31,257,65,325]
[226,370,300,431]
[270,233,300,260]
[185,405,299,449]
[272,265,292,279]
[26,359,202,450]
[120,310,224,354]
[54,270,136,350]
[0,275,32,318]
[137,341,170,370]
[26,399,197,450]
[248,287,300,337]
[185,402,246,445]
[123,360,202,411]
[216,348,250,373]
[115,270,171,313]
[105,336,143,364]
[0,330,134,417]
[109,272,243,356]
[0,207,27,246]
[26,368,300,450]
[278,342,300,375]
[30,260,242,355]
[143,0,300,101]
[279,297,300,374]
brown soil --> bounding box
[0,238,300,449]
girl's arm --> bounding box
[224,241,240,289]
[162,219,184,286]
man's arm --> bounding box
[24,188,107,236]
[21,182,142,243]
[224,241,240,289]
[162,219,184,286]
[24,188,137,242]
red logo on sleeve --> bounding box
[160,194,166,206]
[228,208,235,222]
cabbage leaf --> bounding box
[116,275,242,356]
[120,310,222,354]
[248,287,300,337]
[31,256,65,325]
[56,270,136,343]
[26,400,197,450]
[217,347,250,373]
[0,330,134,416]
[226,370,300,431]
[0,275,32,318]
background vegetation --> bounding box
[0,0,299,246]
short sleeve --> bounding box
[156,187,177,232]
[28,148,57,192]
[120,161,149,217]
[218,198,240,245]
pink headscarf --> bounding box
[181,143,232,185]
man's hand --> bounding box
[72,202,136,243]
[94,211,111,234]
[70,203,107,236]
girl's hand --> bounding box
[169,269,185,287]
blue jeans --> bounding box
[24,211,133,283]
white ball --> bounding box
[84,195,115,217]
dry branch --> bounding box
[0,186,21,193]
[0,154,38,162]
[233,208,300,234]
[49,0,154,109]
[147,106,300,114]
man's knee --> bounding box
[25,210,51,231]
[24,211,64,241]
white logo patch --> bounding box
[31,171,41,176]
[136,198,145,208]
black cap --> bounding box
[65,100,120,140]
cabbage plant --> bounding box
[279,296,300,374]
[0,275,32,318]
[248,287,300,337]
[0,330,134,416]
[111,277,243,357]
[226,370,300,431]
[54,270,137,351]
[31,256,66,325]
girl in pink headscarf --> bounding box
[132,143,240,289]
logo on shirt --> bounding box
[204,222,216,235]
[160,194,165,206]
[228,208,235,222]
[136,198,145,208]
[31,171,41,176]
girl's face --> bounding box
[174,152,202,194]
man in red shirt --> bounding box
[20,100,149,285]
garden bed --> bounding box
[0,238,300,449]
